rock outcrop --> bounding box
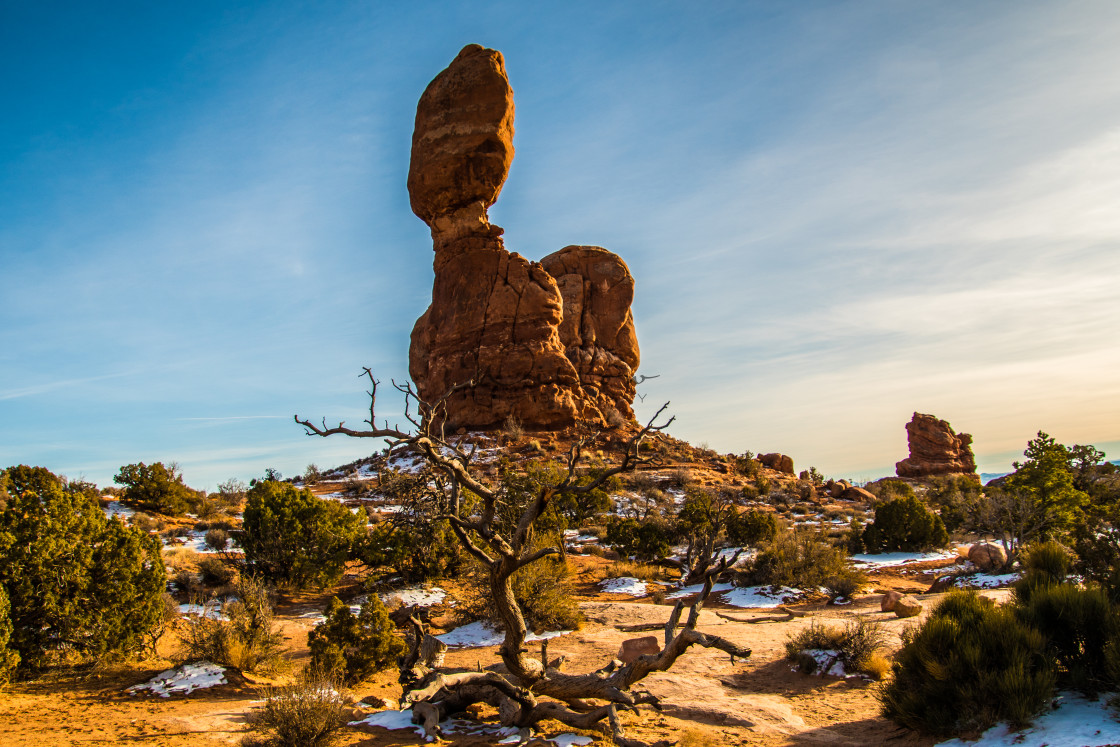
[540,246,639,421]
[757,453,795,475]
[895,413,977,479]
[407,45,638,429]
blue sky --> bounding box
[3,1,1119,489]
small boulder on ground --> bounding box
[894,595,923,618]
[880,590,903,613]
[618,636,660,664]
[968,542,1007,571]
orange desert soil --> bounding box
[0,558,1000,747]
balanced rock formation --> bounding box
[895,413,977,479]
[408,45,639,429]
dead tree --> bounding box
[296,371,751,746]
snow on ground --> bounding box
[551,736,594,747]
[436,620,572,648]
[950,572,1020,589]
[357,708,427,739]
[102,501,135,521]
[599,577,648,596]
[356,707,586,746]
[795,649,855,678]
[178,602,227,620]
[386,452,427,474]
[127,661,226,697]
[849,550,959,568]
[380,585,447,607]
[936,693,1120,747]
[665,582,733,599]
[719,585,801,608]
[163,531,222,554]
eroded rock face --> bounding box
[895,413,977,478]
[541,246,639,422]
[408,45,639,429]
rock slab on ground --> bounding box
[618,636,660,664]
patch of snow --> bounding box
[127,661,226,697]
[103,501,135,521]
[355,708,428,739]
[797,648,853,677]
[436,620,571,648]
[380,586,447,607]
[318,491,346,501]
[552,735,594,747]
[163,530,222,554]
[355,706,522,743]
[600,577,648,596]
[665,488,686,504]
[952,572,1020,589]
[849,550,958,568]
[371,503,403,513]
[386,452,428,474]
[719,585,801,609]
[178,602,227,620]
[935,693,1120,747]
[665,582,733,599]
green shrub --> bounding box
[861,494,948,553]
[880,590,1056,736]
[198,556,236,587]
[239,481,364,589]
[743,528,863,591]
[113,461,197,516]
[785,618,886,676]
[205,528,230,552]
[0,585,19,686]
[726,509,779,547]
[179,577,286,673]
[464,551,584,634]
[0,465,167,673]
[1014,582,1120,695]
[604,516,672,561]
[1013,541,1072,600]
[245,671,348,747]
[359,468,469,583]
[868,479,916,501]
[1072,504,1120,601]
[823,572,864,602]
[926,475,982,533]
[308,596,405,685]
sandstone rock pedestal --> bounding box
[895,413,978,479]
[407,45,639,430]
